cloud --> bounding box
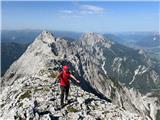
[58,10,82,18]
[58,4,105,17]
[80,4,105,14]
[60,10,73,14]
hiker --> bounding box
[54,65,80,107]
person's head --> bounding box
[63,65,69,72]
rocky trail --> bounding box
[1,75,143,120]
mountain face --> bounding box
[81,32,160,93]
[103,33,160,69]
[1,31,160,120]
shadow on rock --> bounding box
[49,114,59,120]
[49,98,56,101]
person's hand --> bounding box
[76,80,80,83]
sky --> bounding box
[1,1,160,33]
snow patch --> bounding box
[102,61,107,75]
[129,65,148,85]
[129,66,141,85]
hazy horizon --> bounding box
[2,29,159,34]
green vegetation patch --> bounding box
[18,103,23,108]
[89,105,96,110]
[67,106,79,113]
[156,110,160,120]
[43,87,50,92]
[34,87,50,93]
[49,72,58,78]
[19,90,31,100]
[34,87,43,93]
[102,111,109,115]
[43,79,48,83]
[39,69,47,76]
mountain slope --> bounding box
[1,31,160,120]
[86,33,160,93]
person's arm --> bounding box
[54,72,61,83]
[70,74,80,83]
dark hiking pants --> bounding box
[60,85,70,106]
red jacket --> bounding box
[59,71,71,86]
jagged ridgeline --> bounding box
[1,31,160,120]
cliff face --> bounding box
[1,31,160,120]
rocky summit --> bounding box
[1,31,160,120]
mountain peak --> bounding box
[81,32,105,46]
[41,30,53,36]
[2,31,58,78]
[36,30,55,44]
[138,48,145,55]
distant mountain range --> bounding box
[1,30,81,44]
[1,42,29,76]
[1,30,159,78]
[2,30,159,48]
[105,32,160,48]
